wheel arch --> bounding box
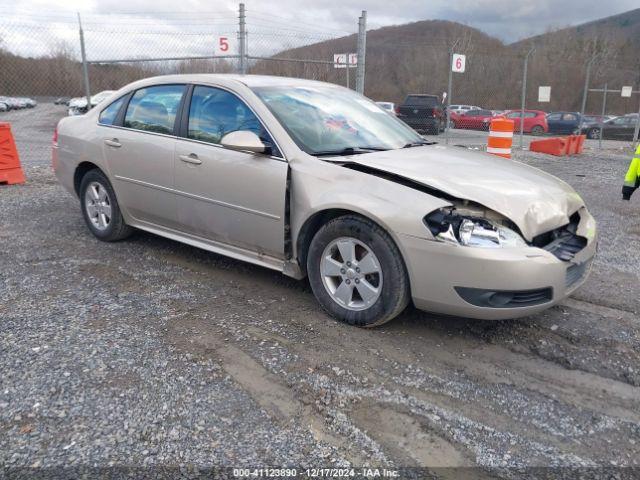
[295,207,404,277]
[74,161,102,196]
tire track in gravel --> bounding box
[155,248,640,470]
[164,315,373,467]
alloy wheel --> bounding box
[84,181,112,231]
[320,237,383,311]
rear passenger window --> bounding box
[124,85,185,135]
[99,96,125,126]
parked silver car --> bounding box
[53,75,597,326]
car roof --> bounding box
[122,74,339,90]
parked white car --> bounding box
[449,104,482,115]
[375,101,396,116]
[68,91,117,116]
[0,96,34,109]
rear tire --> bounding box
[79,169,133,242]
[307,215,410,327]
[587,127,600,139]
[531,125,544,136]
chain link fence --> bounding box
[1,6,639,166]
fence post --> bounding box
[346,59,350,89]
[444,39,459,146]
[599,83,607,150]
[355,10,366,94]
[78,13,91,110]
[238,3,247,74]
[579,55,597,133]
[519,47,535,149]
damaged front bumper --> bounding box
[398,208,597,320]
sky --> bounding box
[0,0,638,59]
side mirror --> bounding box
[220,130,265,154]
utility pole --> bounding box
[599,83,608,150]
[444,39,459,145]
[78,13,91,109]
[355,10,367,94]
[579,55,597,132]
[238,3,247,74]
[520,47,535,149]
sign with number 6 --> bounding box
[214,35,237,55]
[452,54,466,73]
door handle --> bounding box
[179,153,202,165]
[104,138,121,148]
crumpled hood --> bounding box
[341,145,584,240]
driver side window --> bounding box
[188,86,277,155]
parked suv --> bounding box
[396,94,445,134]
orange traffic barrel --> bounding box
[487,118,514,159]
[0,122,25,185]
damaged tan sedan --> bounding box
[53,75,597,327]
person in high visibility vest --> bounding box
[623,144,640,200]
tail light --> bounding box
[52,125,59,148]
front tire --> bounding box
[587,127,600,139]
[531,125,544,136]
[79,169,132,242]
[307,215,410,327]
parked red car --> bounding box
[451,109,494,130]
[501,110,548,135]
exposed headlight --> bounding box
[424,209,527,248]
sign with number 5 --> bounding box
[214,35,237,55]
[452,54,466,73]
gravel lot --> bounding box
[1,104,640,477]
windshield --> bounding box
[252,85,424,155]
